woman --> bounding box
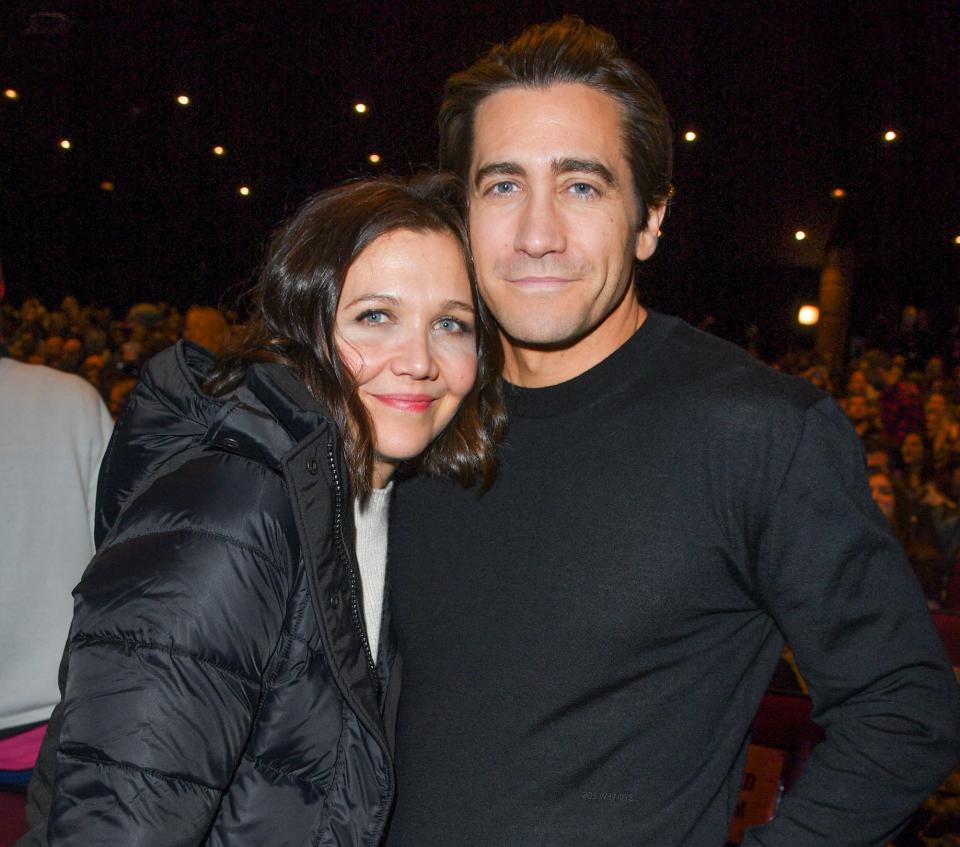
[868,467,944,606]
[21,175,506,846]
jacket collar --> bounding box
[244,362,334,445]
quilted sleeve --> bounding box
[46,452,295,846]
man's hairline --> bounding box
[456,80,648,219]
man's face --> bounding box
[869,473,896,523]
[845,395,868,422]
[183,307,228,355]
[926,393,947,417]
[847,370,869,394]
[467,83,662,355]
[901,433,924,466]
[865,450,890,476]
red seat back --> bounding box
[931,609,960,666]
[943,560,960,611]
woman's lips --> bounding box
[372,394,436,412]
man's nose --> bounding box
[513,192,566,257]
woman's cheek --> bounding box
[454,351,479,395]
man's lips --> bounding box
[371,394,436,412]
[507,276,575,291]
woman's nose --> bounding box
[390,330,439,380]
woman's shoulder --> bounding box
[103,447,301,579]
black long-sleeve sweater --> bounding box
[385,310,960,847]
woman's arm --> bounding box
[45,454,293,846]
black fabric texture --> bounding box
[19,341,395,847]
[385,310,960,847]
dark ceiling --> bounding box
[1,0,958,348]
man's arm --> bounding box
[744,397,960,846]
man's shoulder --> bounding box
[654,316,825,417]
[0,358,108,418]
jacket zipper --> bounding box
[326,438,381,698]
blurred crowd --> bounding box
[1,293,959,846]
[0,295,233,419]
[3,293,959,608]
[777,341,960,611]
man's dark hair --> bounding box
[438,15,674,229]
[206,174,507,498]
[862,435,895,457]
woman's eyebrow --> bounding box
[342,294,474,313]
[441,300,475,313]
[341,293,400,309]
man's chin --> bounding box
[499,322,589,352]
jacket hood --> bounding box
[94,341,334,546]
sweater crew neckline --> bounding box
[503,309,675,418]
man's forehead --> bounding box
[469,83,627,174]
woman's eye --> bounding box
[358,310,389,324]
[435,317,472,334]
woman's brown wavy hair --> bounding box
[205,173,506,499]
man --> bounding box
[863,434,897,476]
[385,17,959,847]
[0,319,112,787]
[841,390,878,438]
[181,304,230,355]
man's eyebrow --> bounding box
[473,159,618,190]
[473,161,525,189]
[553,158,617,187]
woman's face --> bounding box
[335,229,478,487]
[869,473,895,522]
[900,432,924,466]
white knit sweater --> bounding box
[353,484,392,662]
[0,359,113,730]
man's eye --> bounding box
[569,182,598,197]
[490,181,517,195]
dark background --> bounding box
[1,0,958,357]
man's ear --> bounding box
[635,203,668,261]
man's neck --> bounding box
[502,303,647,388]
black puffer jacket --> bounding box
[20,342,398,847]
